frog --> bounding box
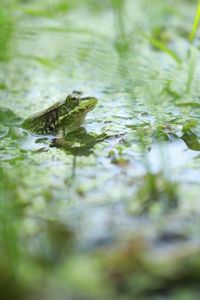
[1,92,125,153]
[22,91,98,136]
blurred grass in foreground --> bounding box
[0,0,14,61]
[0,167,25,300]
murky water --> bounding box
[1,0,200,298]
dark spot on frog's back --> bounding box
[45,111,58,132]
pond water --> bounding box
[1,0,200,299]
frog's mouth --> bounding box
[79,97,98,112]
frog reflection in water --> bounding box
[23,91,98,136]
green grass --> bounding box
[142,33,182,64]
[1,0,200,299]
[0,1,14,61]
[190,0,200,42]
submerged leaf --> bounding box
[0,107,22,126]
[182,132,200,151]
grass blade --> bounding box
[142,33,182,64]
[190,0,200,42]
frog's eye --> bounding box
[71,96,78,102]
[59,106,68,115]
[67,95,79,106]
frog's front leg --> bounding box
[57,127,66,139]
[50,127,68,147]
[51,127,83,148]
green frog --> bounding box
[22,91,98,135]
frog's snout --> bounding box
[81,96,98,109]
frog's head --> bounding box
[58,91,98,130]
[66,91,97,113]
[58,91,97,117]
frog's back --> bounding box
[23,99,64,134]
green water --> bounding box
[1,0,200,299]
